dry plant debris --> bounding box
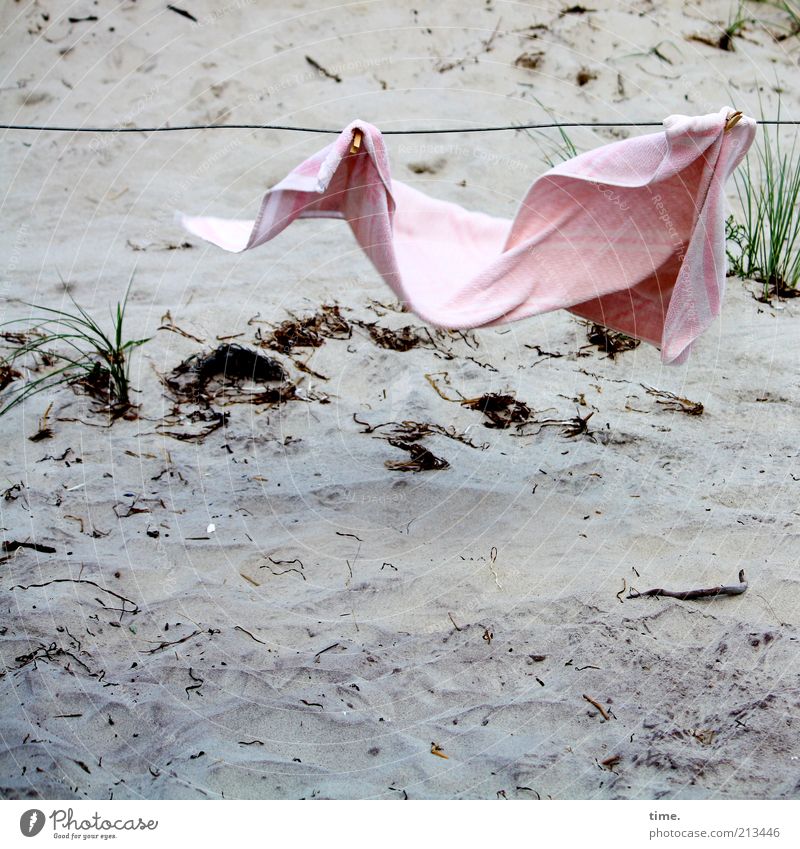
[461,393,533,429]
[263,305,351,353]
[385,440,450,472]
[641,384,704,415]
[627,570,748,601]
[164,344,295,407]
[585,323,641,358]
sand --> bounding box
[1,0,799,800]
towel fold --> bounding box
[182,107,755,364]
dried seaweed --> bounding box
[1,330,31,346]
[269,319,325,351]
[365,324,424,351]
[74,362,142,421]
[641,384,704,416]
[385,440,450,472]
[2,482,25,503]
[158,310,204,343]
[157,408,228,442]
[10,577,138,616]
[264,305,351,353]
[560,410,595,438]
[128,239,193,252]
[515,410,596,440]
[73,362,115,402]
[141,629,201,655]
[356,322,479,362]
[461,393,533,429]
[1,539,57,564]
[28,402,53,441]
[164,344,294,406]
[354,415,487,449]
[586,323,641,358]
[14,641,102,680]
[365,298,407,316]
[0,361,21,391]
[525,343,564,365]
[424,371,463,401]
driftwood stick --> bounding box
[582,694,611,721]
[627,570,747,601]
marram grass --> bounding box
[726,113,800,299]
[0,271,149,418]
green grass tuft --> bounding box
[520,96,579,168]
[726,108,800,300]
[0,270,150,418]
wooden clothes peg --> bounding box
[724,111,743,132]
[350,129,363,154]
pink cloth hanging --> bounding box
[181,107,755,364]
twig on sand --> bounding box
[305,55,342,82]
[158,310,204,343]
[15,642,95,677]
[264,556,306,581]
[234,625,265,645]
[448,613,463,631]
[627,570,748,600]
[516,786,541,799]
[314,642,340,663]
[167,4,198,23]
[430,742,449,759]
[583,694,611,721]
[424,371,463,402]
[140,629,201,654]
[10,578,138,615]
[185,667,203,698]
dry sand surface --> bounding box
[1,0,799,800]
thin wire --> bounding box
[0,119,797,135]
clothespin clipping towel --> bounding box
[181,107,757,365]
[724,110,743,132]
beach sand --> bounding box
[1,0,799,799]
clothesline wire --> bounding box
[0,119,798,135]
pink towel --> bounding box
[182,108,755,364]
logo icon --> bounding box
[20,810,45,837]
